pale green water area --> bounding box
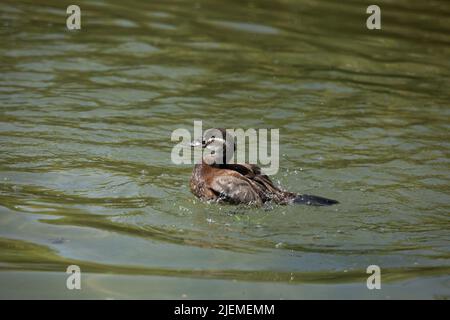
[0,0,449,299]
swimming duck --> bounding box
[189,128,338,206]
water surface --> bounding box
[0,0,449,299]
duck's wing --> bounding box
[237,165,339,205]
[222,163,257,176]
[217,164,339,206]
[208,173,263,205]
[225,164,282,192]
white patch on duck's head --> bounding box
[202,128,235,165]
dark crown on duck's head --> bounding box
[190,128,235,165]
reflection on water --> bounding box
[0,0,449,299]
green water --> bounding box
[0,0,449,299]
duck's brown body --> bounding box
[190,161,338,206]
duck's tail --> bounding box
[293,194,339,206]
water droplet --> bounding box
[275,242,283,248]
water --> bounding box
[0,0,449,299]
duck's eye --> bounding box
[211,136,215,139]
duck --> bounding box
[189,128,338,206]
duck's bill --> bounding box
[190,140,205,148]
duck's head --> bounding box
[190,128,235,165]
